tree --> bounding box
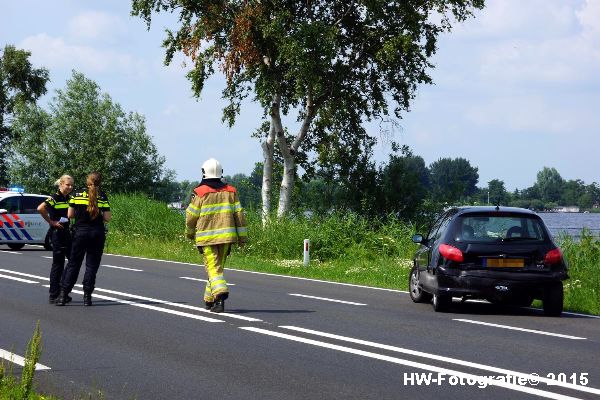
[0,45,49,185]
[8,71,170,194]
[428,157,479,204]
[131,0,485,221]
[380,146,429,219]
[487,179,508,206]
[535,167,564,204]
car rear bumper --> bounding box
[433,267,568,299]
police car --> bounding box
[0,187,52,250]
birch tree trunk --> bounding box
[276,93,319,218]
[261,94,279,226]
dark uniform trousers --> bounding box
[49,226,71,297]
[61,226,105,294]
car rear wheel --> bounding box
[543,282,563,317]
[432,293,452,312]
[7,243,25,250]
[409,266,432,303]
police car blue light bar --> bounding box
[8,186,25,193]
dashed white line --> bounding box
[240,327,582,400]
[0,250,22,254]
[453,319,587,340]
[0,269,47,280]
[289,293,367,306]
[102,264,143,272]
[41,256,53,259]
[279,325,599,396]
[0,349,50,371]
[0,273,38,284]
[180,276,236,286]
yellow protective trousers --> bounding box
[200,244,230,302]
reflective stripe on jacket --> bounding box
[185,184,247,246]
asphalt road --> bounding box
[1,245,599,400]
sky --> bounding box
[1,0,599,191]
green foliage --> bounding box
[558,231,600,315]
[8,71,170,195]
[429,157,479,205]
[535,166,564,204]
[0,45,49,185]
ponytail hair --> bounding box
[86,172,102,220]
[55,174,73,187]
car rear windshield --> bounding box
[453,213,548,243]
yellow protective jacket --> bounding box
[185,183,248,246]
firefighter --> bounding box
[185,158,247,313]
[37,175,74,304]
[56,171,111,306]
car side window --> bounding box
[428,210,456,242]
[0,196,20,213]
[21,196,43,214]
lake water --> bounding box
[538,212,600,239]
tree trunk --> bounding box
[275,93,318,218]
[261,94,279,226]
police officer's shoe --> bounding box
[204,301,214,310]
[210,299,225,313]
[55,290,69,306]
[83,293,92,306]
[50,294,72,304]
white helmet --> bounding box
[202,158,223,179]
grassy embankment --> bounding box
[107,194,599,315]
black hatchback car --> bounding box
[409,206,568,316]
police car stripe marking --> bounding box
[0,228,12,240]
[0,215,22,240]
[10,214,33,240]
[0,349,50,371]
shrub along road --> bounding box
[1,247,599,399]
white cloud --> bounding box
[67,11,127,43]
[19,33,146,75]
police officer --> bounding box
[56,171,111,307]
[37,175,74,304]
[185,158,247,313]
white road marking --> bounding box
[0,269,47,280]
[241,327,582,400]
[0,250,22,254]
[453,319,586,340]
[280,325,599,396]
[57,287,225,323]
[104,253,408,293]
[0,273,38,284]
[288,293,367,306]
[41,256,53,259]
[180,276,236,286]
[41,284,260,322]
[102,264,143,272]
[0,349,50,371]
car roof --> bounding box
[453,206,539,216]
[0,191,48,199]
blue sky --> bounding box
[2,0,598,190]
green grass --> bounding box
[106,194,600,315]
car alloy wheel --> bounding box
[409,266,432,303]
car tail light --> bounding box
[544,248,563,265]
[439,244,464,263]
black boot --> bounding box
[210,296,225,313]
[204,301,214,310]
[83,293,92,306]
[55,290,68,306]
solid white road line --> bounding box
[0,250,22,254]
[41,256,53,259]
[0,349,50,371]
[82,285,259,322]
[180,276,236,286]
[60,287,225,323]
[280,325,599,396]
[102,264,143,272]
[453,319,586,340]
[0,269,47,280]
[240,327,581,400]
[104,252,200,266]
[288,293,367,306]
[0,273,38,284]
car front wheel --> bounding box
[7,243,25,250]
[432,293,452,312]
[409,266,432,303]
[543,282,563,317]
